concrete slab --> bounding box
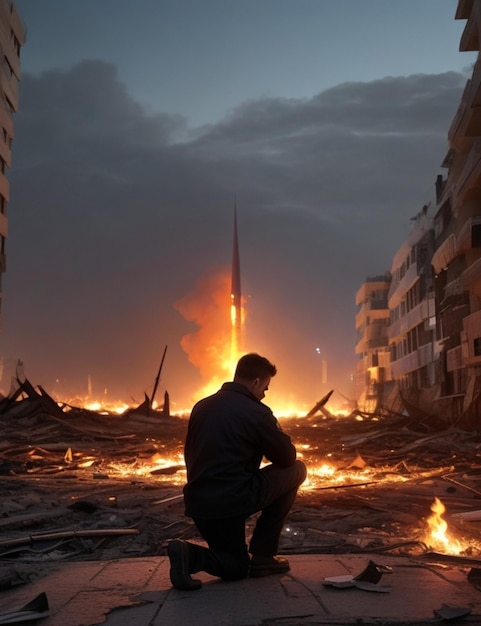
[0,553,480,625]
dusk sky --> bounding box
[0,1,476,413]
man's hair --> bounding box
[234,353,277,381]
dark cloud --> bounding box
[0,61,468,411]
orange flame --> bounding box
[425,497,463,555]
[174,266,247,402]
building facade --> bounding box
[388,206,437,404]
[430,0,481,420]
[354,274,392,412]
[0,1,24,327]
[355,1,481,425]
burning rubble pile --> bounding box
[1,378,481,589]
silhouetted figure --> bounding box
[167,353,306,590]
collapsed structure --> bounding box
[355,1,481,426]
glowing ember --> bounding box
[425,497,464,555]
[107,452,187,485]
[312,463,336,478]
[300,461,409,491]
[83,401,130,415]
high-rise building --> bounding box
[0,1,25,326]
[354,273,392,412]
[388,206,437,402]
[354,1,481,425]
[431,0,481,421]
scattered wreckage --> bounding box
[0,377,481,592]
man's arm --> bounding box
[259,412,297,467]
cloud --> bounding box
[0,61,468,411]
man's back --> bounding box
[167,353,306,590]
[183,381,296,519]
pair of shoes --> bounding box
[250,555,290,577]
[167,540,202,590]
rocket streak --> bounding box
[231,204,242,358]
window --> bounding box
[472,224,481,248]
[474,337,481,357]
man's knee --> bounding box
[259,459,307,497]
[294,459,307,486]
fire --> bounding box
[174,266,247,403]
[108,451,187,485]
[300,457,409,491]
[425,497,464,555]
[83,400,130,415]
[301,462,336,489]
[173,266,329,414]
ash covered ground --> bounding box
[2,383,481,589]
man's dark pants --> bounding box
[185,460,307,580]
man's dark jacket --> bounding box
[183,382,297,519]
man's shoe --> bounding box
[250,555,290,577]
[167,540,202,590]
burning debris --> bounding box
[425,496,465,555]
[1,375,481,591]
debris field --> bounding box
[1,379,481,590]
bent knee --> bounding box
[294,459,307,484]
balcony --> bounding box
[462,309,481,365]
[388,297,435,341]
[457,215,481,252]
[0,211,7,238]
[0,104,13,137]
[443,277,463,300]
[355,304,388,329]
[465,55,481,107]
[456,138,481,200]
[456,0,474,20]
[0,19,21,79]
[355,320,389,354]
[388,263,419,307]
[459,3,479,51]
[366,337,389,350]
[0,131,11,169]
[0,61,19,111]
[448,60,481,147]
[431,233,457,274]
[355,307,366,330]
[355,278,390,306]
[446,345,463,372]
[0,171,9,206]
[361,321,388,342]
[461,255,481,288]
[390,343,434,377]
[448,85,470,148]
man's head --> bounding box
[234,353,277,400]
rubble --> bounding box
[1,377,481,590]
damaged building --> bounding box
[0,1,24,326]
[356,0,481,425]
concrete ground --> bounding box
[0,552,480,625]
